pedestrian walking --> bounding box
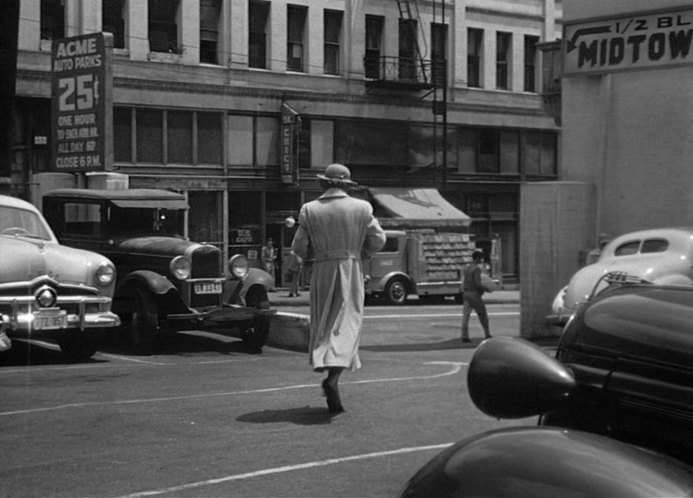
[261,237,277,283]
[461,249,492,343]
[287,250,303,297]
[291,163,386,413]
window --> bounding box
[310,120,334,169]
[249,1,270,69]
[287,5,307,72]
[149,0,179,53]
[136,109,163,163]
[615,241,640,256]
[114,108,132,162]
[431,23,448,87]
[499,131,520,174]
[227,115,280,167]
[40,0,64,41]
[642,239,669,253]
[524,35,539,92]
[522,131,557,175]
[200,0,221,64]
[103,0,125,49]
[188,191,223,248]
[197,113,222,165]
[479,129,500,173]
[167,111,193,164]
[496,31,511,90]
[324,10,343,75]
[467,29,483,88]
[365,16,384,79]
[399,19,418,80]
[459,127,520,174]
[335,120,408,166]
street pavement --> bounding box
[269,288,520,308]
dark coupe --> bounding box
[402,275,693,497]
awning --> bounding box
[369,188,471,228]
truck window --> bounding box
[381,237,400,253]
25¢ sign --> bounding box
[51,33,110,172]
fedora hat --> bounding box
[316,163,357,186]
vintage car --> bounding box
[0,194,119,361]
[401,276,693,497]
[42,188,275,354]
[548,227,693,326]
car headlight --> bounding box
[96,263,116,286]
[170,256,191,280]
[228,254,249,279]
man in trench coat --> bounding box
[291,163,386,413]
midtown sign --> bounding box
[564,8,693,75]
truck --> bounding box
[364,229,481,305]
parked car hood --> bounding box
[560,284,693,369]
[114,236,210,257]
[1,235,99,284]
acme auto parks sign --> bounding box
[564,8,693,75]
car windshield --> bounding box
[107,206,185,237]
[0,206,53,240]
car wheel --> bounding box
[59,329,102,362]
[127,288,160,355]
[241,285,270,352]
[384,277,408,305]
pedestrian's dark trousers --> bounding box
[461,291,490,339]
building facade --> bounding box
[12,0,562,285]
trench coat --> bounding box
[291,188,386,371]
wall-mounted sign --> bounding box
[51,32,112,172]
[280,103,300,185]
[564,8,693,76]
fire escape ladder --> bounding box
[396,0,429,84]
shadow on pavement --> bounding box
[237,405,338,426]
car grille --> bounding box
[191,245,221,278]
[190,245,223,309]
[0,279,102,314]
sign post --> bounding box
[51,32,113,174]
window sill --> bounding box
[147,51,182,63]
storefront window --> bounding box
[114,107,132,163]
[136,109,163,163]
[227,115,253,166]
[167,111,193,164]
[188,191,223,249]
[522,131,556,175]
[256,116,279,166]
[197,112,222,165]
[335,120,407,166]
[310,120,333,169]
[459,128,478,173]
[500,131,520,174]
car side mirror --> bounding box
[467,337,576,419]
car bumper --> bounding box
[166,305,276,331]
[1,309,121,334]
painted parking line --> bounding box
[116,442,454,498]
[0,361,464,417]
[365,311,519,319]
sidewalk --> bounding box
[268,288,520,307]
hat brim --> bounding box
[316,174,357,186]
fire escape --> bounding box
[365,0,448,186]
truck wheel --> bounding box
[385,277,408,305]
[126,288,160,355]
[59,329,102,362]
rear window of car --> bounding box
[641,238,668,253]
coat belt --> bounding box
[314,249,360,262]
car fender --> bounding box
[113,270,187,315]
[224,268,274,305]
[366,271,412,293]
[400,427,693,498]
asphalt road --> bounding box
[1,302,536,498]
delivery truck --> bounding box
[364,229,481,305]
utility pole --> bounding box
[0,0,20,191]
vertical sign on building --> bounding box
[281,102,300,184]
[51,32,113,173]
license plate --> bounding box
[194,281,222,295]
[33,310,68,330]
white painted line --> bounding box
[116,442,454,498]
[364,311,519,319]
[0,362,463,417]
